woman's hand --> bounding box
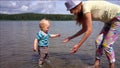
[71,44,80,54]
[63,37,71,43]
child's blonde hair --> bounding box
[39,18,50,29]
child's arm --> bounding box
[50,34,60,38]
[33,38,38,52]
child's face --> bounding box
[40,22,50,33]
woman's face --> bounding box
[70,8,79,15]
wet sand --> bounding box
[0,21,120,68]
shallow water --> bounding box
[0,21,120,68]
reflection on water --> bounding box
[0,21,120,68]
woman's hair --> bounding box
[74,2,84,26]
[76,12,84,25]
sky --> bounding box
[0,0,120,14]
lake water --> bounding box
[0,21,120,68]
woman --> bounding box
[63,0,120,68]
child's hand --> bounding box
[56,34,61,37]
[50,34,60,38]
[33,47,37,52]
[33,38,38,52]
[63,37,71,43]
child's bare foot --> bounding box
[38,60,43,67]
[45,59,51,63]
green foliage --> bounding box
[0,13,75,21]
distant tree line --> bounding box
[0,13,75,21]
